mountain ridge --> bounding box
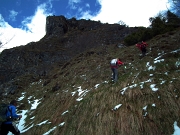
[0,15,137,86]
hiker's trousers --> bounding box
[111,68,118,82]
[0,122,20,135]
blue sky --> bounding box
[0,0,169,51]
[0,0,101,28]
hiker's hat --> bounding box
[10,100,17,105]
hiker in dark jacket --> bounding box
[1,100,22,135]
[136,41,148,57]
[110,58,124,82]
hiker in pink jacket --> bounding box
[110,58,124,82]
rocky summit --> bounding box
[0,15,137,87]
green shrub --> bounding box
[124,11,180,46]
[124,27,153,45]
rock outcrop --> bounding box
[0,15,137,87]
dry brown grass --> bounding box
[2,27,180,135]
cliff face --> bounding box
[0,15,137,87]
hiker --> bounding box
[136,41,148,57]
[0,100,22,135]
[110,58,124,82]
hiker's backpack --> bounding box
[0,103,9,122]
[0,103,12,130]
[110,59,118,66]
[141,44,146,49]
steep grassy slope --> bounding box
[2,27,180,135]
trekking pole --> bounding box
[124,66,126,73]
[16,117,21,129]
[123,63,126,73]
[16,120,20,128]
[13,118,20,131]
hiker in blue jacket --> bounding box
[1,100,22,135]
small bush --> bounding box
[124,27,153,45]
[124,11,180,46]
